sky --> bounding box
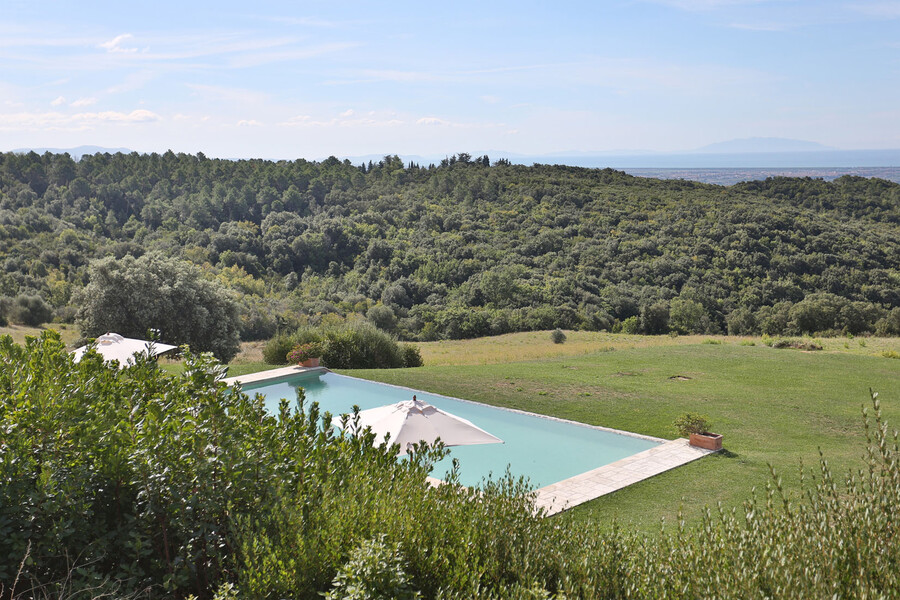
[0,0,898,160]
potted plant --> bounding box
[674,412,723,451]
[287,341,324,368]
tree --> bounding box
[640,301,670,335]
[75,253,241,361]
[669,297,708,334]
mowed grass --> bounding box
[349,337,899,533]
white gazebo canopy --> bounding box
[72,332,177,368]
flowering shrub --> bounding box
[287,341,323,364]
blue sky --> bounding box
[1,0,898,159]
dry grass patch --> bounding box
[0,323,81,347]
[416,331,899,366]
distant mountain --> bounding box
[11,145,133,159]
[693,137,834,154]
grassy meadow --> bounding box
[355,333,899,532]
[6,324,898,533]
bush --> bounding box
[673,412,711,436]
[772,338,823,351]
[621,315,640,334]
[324,535,420,600]
[266,322,422,370]
[5,333,900,599]
[1,294,53,326]
[263,333,296,365]
[287,341,324,364]
[550,329,567,344]
[400,343,423,367]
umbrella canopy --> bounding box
[333,396,503,453]
[72,332,177,368]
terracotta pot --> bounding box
[301,357,320,368]
[689,432,723,451]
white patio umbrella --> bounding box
[333,396,503,453]
[72,332,177,368]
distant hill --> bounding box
[0,150,897,342]
[693,137,834,154]
[11,145,133,160]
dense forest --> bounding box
[1,150,898,342]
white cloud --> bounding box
[416,117,450,126]
[70,97,97,107]
[339,109,354,117]
[50,96,66,106]
[76,109,160,123]
[237,119,262,127]
[0,109,160,130]
[99,33,137,53]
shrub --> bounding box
[1,294,53,326]
[400,343,423,367]
[883,350,900,359]
[621,315,640,334]
[263,333,297,365]
[324,535,420,600]
[550,329,567,344]
[287,341,324,364]
[772,338,823,351]
[4,333,900,599]
[265,322,421,370]
[673,412,711,436]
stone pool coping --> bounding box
[224,366,719,516]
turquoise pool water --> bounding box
[243,372,661,488]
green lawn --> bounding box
[135,332,900,534]
[347,342,898,533]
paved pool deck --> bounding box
[533,438,717,515]
[225,366,720,516]
[223,365,328,387]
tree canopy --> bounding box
[75,252,241,361]
[0,150,897,340]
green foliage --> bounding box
[286,341,324,363]
[668,297,708,335]
[771,338,823,350]
[621,315,640,334]
[673,412,711,436]
[324,535,421,600]
[1,293,53,326]
[75,253,241,361]
[4,333,900,598]
[400,343,424,367]
[0,152,896,344]
[263,333,295,365]
[550,329,567,344]
[265,321,421,369]
[367,303,398,333]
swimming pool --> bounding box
[242,371,662,489]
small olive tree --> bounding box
[76,253,242,361]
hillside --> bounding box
[0,150,898,341]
